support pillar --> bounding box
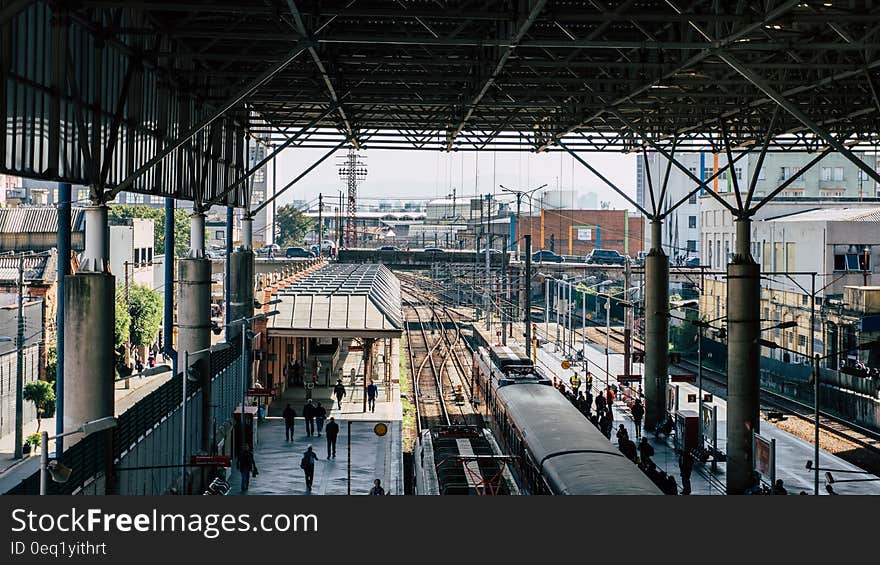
[726,217,761,494]
[644,220,669,430]
[229,215,254,343]
[55,182,71,454]
[63,205,114,435]
[178,212,212,450]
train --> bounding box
[414,425,520,495]
[472,343,661,495]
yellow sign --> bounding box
[373,423,388,437]
[561,360,571,370]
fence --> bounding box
[5,343,243,495]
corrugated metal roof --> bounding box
[0,252,54,282]
[267,264,402,336]
[0,207,86,233]
[771,207,880,223]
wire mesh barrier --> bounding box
[4,344,243,495]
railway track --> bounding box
[400,273,478,433]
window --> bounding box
[687,240,697,252]
[834,252,869,272]
[688,193,697,204]
[735,167,742,180]
[134,248,140,266]
[254,168,266,184]
[774,243,784,271]
[716,241,721,268]
[724,240,730,262]
[821,167,832,181]
[148,248,153,265]
[688,166,697,176]
[820,189,845,197]
[801,294,808,306]
[688,215,697,229]
[786,242,796,271]
[834,167,844,181]
[798,335,807,348]
[216,230,225,241]
[774,311,781,337]
[784,189,804,197]
[708,240,713,266]
[781,166,801,180]
[703,167,713,180]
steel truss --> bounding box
[5,1,880,208]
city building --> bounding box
[515,209,645,257]
[109,217,156,288]
[0,207,86,252]
[637,150,880,263]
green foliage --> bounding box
[25,433,42,448]
[276,205,314,248]
[45,344,57,382]
[115,285,131,348]
[23,381,55,432]
[128,285,163,348]
[108,205,193,257]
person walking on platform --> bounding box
[772,479,788,495]
[237,445,256,492]
[679,451,694,495]
[616,424,629,446]
[283,403,297,441]
[367,380,378,412]
[638,437,655,467]
[595,393,606,417]
[631,398,645,439]
[303,400,316,437]
[606,386,615,408]
[333,379,346,409]
[599,411,613,439]
[300,445,319,492]
[325,417,339,459]
[583,389,593,418]
[369,479,385,495]
[315,402,327,436]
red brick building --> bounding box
[516,210,645,257]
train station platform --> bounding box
[231,335,403,495]
[476,321,880,494]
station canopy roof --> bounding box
[267,263,403,338]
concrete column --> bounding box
[228,250,254,343]
[63,205,114,435]
[726,217,761,494]
[644,220,669,430]
[178,212,212,450]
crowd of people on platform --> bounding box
[842,358,880,380]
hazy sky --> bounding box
[267,146,638,211]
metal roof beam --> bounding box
[445,0,547,150]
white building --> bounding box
[109,217,155,288]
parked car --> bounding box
[285,246,315,258]
[586,248,627,265]
[532,249,565,263]
[379,246,401,251]
[479,248,502,254]
[257,244,281,255]
[685,257,700,267]
[422,247,445,253]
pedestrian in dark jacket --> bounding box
[583,390,593,417]
[333,379,346,408]
[325,417,340,459]
[616,424,629,446]
[595,393,606,416]
[300,445,319,492]
[619,438,638,462]
[303,400,316,437]
[282,403,297,441]
[631,399,645,439]
[638,437,655,466]
[238,445,256,492]
[315,402,327,436]
[679,451,694,495]
[599,411,613,438]
[367,380,378,412]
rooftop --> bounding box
[770,207,880,223]
[267,263,403,338]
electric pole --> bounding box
[318,193,324,256]
[14,254,24,459]
[524,235,532,359]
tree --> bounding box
[108,205,193,257]
[45,344,57,382]
[128,285,163,348]
[276,204,314,248]
[23,381,55,432]
[115,285,131,348]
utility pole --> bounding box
[624,257,633,378]
[524,235,532,359]
[318,193,324,256]
[14,254,24,459]
[485,194,492,331]
[124,261,133,390]
[502,234,509,344]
